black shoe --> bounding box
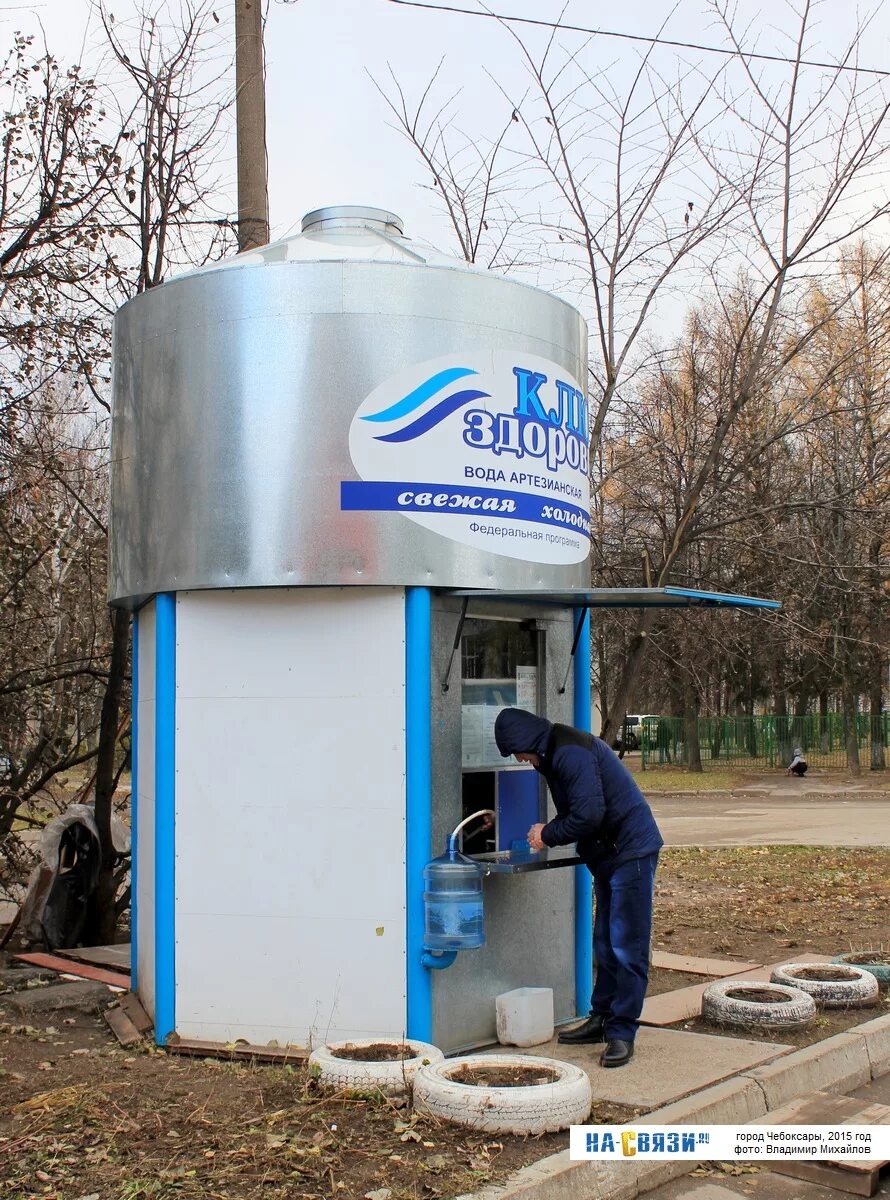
[601,1039,634,1068]
[557,1015,606,1044]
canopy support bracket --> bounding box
[558,605,590,695]
[441,596,469,693]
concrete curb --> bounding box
[454,1012,890,1200]
[645,789,890,800]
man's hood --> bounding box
[494,708,552,757]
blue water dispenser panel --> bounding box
[495,768,540,850]
[460,767,540,853]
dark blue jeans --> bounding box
[590,852,659,1042]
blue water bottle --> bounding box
[423,845,485,951]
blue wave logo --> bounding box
[361,366,490,443]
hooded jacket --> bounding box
[494,708,663,869]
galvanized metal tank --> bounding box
[110,206,589,606]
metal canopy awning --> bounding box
[447,586,781,610]
[438,586,779,693]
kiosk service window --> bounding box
[459,618,543,855]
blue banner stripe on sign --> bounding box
[340,480,591,539]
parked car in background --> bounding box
[612,715,642,752]
[612,714,660,752]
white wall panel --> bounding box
[135,601,156,1019]
[173,588,406,1045]
[175,914,406,1044]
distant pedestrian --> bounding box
[787,747,808,777]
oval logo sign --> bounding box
[341,352,590,565]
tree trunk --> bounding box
[818,690,829,753]
[870,654,886,771]
[600,609,655,744]
[597,629,608,738]
[774,685,792,767]
[83,607,131,946]
[842,681,861,776]
[684,686,702,772]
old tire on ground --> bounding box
[413,1054,591,1135]
[308,1039,443,1095]
[771,962,880,1008]
[832,952,890,987]
[702,980,816,1028]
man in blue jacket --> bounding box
[495,708,663,1068]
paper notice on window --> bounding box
[516,666,537,711]
[461,704,485,766]
[482,705,501,765]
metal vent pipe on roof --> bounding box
[300,206,405,235]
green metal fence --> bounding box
[639,713,889,770]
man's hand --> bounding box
[527,823,546,851]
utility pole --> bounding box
[235,0,270,251]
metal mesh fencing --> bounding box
[639,713,889,770]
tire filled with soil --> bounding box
[449,1064,560,1087]
[330,1043,414,1062]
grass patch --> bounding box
[636,767,748,791]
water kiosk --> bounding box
[110,206,778,1053]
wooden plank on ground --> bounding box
[762,1089,889,1197]
[118,992,153,1034]
[165,1036,307,1064]
[640,954,832,1026]
[767,1090,890,1128]
[652,951,761,976]
[771,1160,881,1197]
[104,1007,143,1047]
[13,952,130,990]
[57,945,131,972]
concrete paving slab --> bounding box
[640,955,832,1026]
[852,1071,890,1107]
[848,1013,890,1078]
[741,1032,872,1110]
[639,1077,768,1126]
[487,1027,791,1110]
[0,966,56,992]
[645,1169,864,1199]
[658,1186,748,1200]
[462,1013,890,1200]
[651,952,762,977]
[2,980,111,1016]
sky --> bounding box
[4,0,890,324]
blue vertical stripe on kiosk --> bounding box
[130,613,139,991]
[406,587,433,1041]
[573,606,593,1018]
[154,593,176,1046]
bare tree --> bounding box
[0,403,110,841]
[0,34,121,420]
[372,60,525,269]
[599,3,890,742]
[496,11,739,451]
[0,35,123,862]
[98,0,235,300]
[85,0,235,943]
[0,5,234,941]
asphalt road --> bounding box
[649,794,890,848]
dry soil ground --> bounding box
[0,845,888,1200]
